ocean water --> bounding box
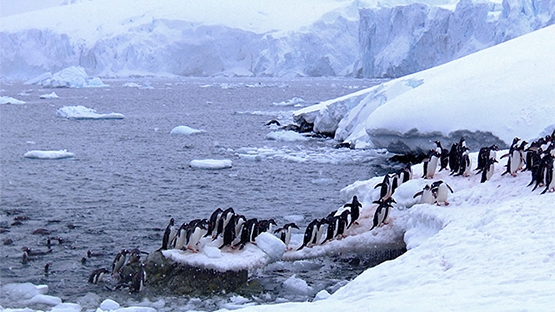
[0,77,399,310]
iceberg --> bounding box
[56,105,125,120]
[0,96,26,104]
[24,66,108,88]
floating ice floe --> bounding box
[0,96,26,104]
[122,82,154,89]
[273,97,306,106]
[39,92,59,99]
[25,66,108,88]
[162,232,285,272]
[170,125,205,135]
[23,150,75,159]
[56,105,125,119]
[266,130,308,142]
[189,159,233,170]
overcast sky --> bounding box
[0,0,64,17]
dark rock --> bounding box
[143,250,248,296]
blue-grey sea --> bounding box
[1,77,399,310]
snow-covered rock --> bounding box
[56,105,125,119]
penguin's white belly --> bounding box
[486,163,495,180]
[427,157,439,178]
[187,228,206,248]
[510,151,521,174]
[421,190,435,204]
[436,185,450,202]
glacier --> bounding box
[1,0,554,79]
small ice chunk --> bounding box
[255,232,286,263]
[283,274,314,295]
[170,125,205,135]
[99,298,120,310]
[189,159,233,170]
[39,92,59,99]
[0,96,26,104]
[313,289,331,301]
[204,246,222,258]
[266,130,308,142]
[24,150,75,159]
[28,294,62,306]
[51,302,83,312]
[2,282,43,300]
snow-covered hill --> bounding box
[1,0,554,79]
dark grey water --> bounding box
[0,77,396,310]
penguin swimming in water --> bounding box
[413,184,435,204]
[431,180,454,206]
[205,208,223,238]
[88,268,110,284]
[370,198,395,231]
[298,219,319,250]
[274,223,299,250]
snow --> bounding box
[169,125,205,135]
[283,275,315,295]
[23,150,75,160]
[301,24,555,153]
[162,232,284,272]
[56,105,125,120]
[0,96,26,104]
[189,159,233,170]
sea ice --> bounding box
[169,125,205,135]
[0,96,26,104]
[23,150,75,159]
[189,159,233,170]
[56,105,125,119]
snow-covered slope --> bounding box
[299,24,555,153]
[1,0,554,79]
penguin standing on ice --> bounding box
[298,219,319,250]
[480,157,497,183]
[174,222,190,250]
[431,180,454,206]
[214,207,235,239]
[205,208,223,238]
[435,141,450,172]
[186,219,208,252]
[397,162,413,183]
[370,198,395,231]
[455,146,471,177]
[476,145,499,173]
[449,142,461,175]
[540,155,554,194]
[423,149,440,179]
[161,218,176,250]
[220,214,238,249]
[413,184,435,204]
[343,195,362,228]
[501,137,525,176]
[258,219,278,233]
[312,217,329,246]
[374,173,398,200]
[274,223,299,249]
[235,218,259,250]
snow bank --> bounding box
[189,159,233,170]
[23,150,75,159]
[56,105,125,120]
[169,125,205,135]
[0,96,26,104]
[24,66,108,88]
[304,24,555,153]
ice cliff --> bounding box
[0,0,554,79]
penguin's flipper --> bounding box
[446,184,454,193]
[413,191,423,198]
[374,183,383,189]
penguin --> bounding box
[233,214,247,244]
[161,217,176,250]
[220,214,238,249]
[235,218,258,250]
[214,207,235,240]
[313,217,330,246]
[297,219,319,251]
[431,180,454,206]
[476,145,499,173]
[343,195,362,228]
[540,152,554,194]
[173,223,189,250]
[455,146,471,177]
[111,249,129,276]
[274,223,299,249]
[323,215,341,244]
[413,184,435,204]
[186,219,208,253]
[374,173,398,200]
[449,142,461,175]
[423,149,440,179]
[370,198,395,231]
[21,246,52,257]
[88,268,110,284]
[435,141,450,172]
[205,208,223,238]
[397,162,413,183]
[501,137,525,176]
[129,264,146,293]
[480,157,497,183]
[258,219,278,233]
[335,210,351,238]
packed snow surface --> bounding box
[23,150,75,159]
[299,24,555,153]
[56,105,125,120]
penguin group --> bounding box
[88,247,149,293]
